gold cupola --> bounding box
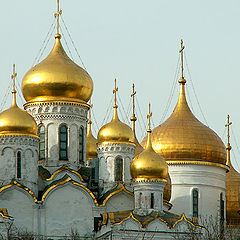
[97,80,134,145]
[141,40,226,167]
[86,101,97,160]
[0,65,37,137]
[130,104,168,182]
[21,2,93,104]
[130,84,144,156]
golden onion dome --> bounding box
[22,34,93,103]
[86,120,97,160]
[97,106,134,145]
[141,78,226,166]
[0,90,37,137]
[226,161,240,226]
[164,173,172,202]
[130,129,168,182]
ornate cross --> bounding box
[131,83,136,116]
[225,114,232,146]
[11,64,17,92]
[113,79,118,107]
[147,103,152,131]
[179,39,185,79]
[54,0,62,35]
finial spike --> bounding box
[54,0,62,35]
[225,114,232,167]
[113,78,118,108]
[147,103,152,132]
[179,39,186,85]
[11,64,17,106]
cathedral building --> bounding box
[0,1,239,239]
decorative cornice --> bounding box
[97,143,135,154]
[0,135,39,147]
[167,160,229,171]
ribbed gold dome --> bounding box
[98,107,134,145]
[0,93,37,137]
[86,121,97,160]
[130,130,168,182]
[141,79,226,166]
[22,34,93,103]
[226,161,240,226]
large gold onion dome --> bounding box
[22,34,93,103]
[141,77,226,166]
[97,106,134,145]
[0,68,37,137]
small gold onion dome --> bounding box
[164,173,172,202]
[141,79,226,165]
[86,120,97,159]
[0,90,37,136]
[22,34,93,103]
[130,129,168,182]
[98,107,134,145]
[226,161,240,226]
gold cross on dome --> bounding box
[11,64,17,92]
[225,114,232,146]
[179,39,185,79]
[131,83,136,115]
[147,103,152,131]
[54,0,62,34]
[113,79,118,107]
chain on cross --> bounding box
[54,0,62,35]
[113,79,118,107]
[147,103,152,131]
[225,114,232,146]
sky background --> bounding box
[1,0,240,171]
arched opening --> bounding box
[192,189,199,222]
[16,151,22,179]
[150,193,154,209]
[38,125,45,160]
[115,157,123,182]
[59,125,68,160]
[79,127,84,163]
[220,192,224,235]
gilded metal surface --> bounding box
[131,132,168,182]
[86,102,97,159]
[141,84,226,165]
[97,107,134,145]
[164,173,172,202]
[131,105,168,182]
[226,162,240,226]
[0,65,37,136]
[0,181,38,203]
[22,34,93,103]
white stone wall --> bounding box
[24,102,89,172]
[168,164,226,220]
[133,181,166,213]
[97,143,135,193]
[0,135,39,195]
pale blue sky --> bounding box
[1,0,240,171]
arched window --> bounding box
[16,151,22,179]
[115,157,123,182]
[38,125,45,160]
[151,193,154,209]
[220,193,224,222]
[192,189,199,219]
[79,127,84,163]
[59,125,68,160]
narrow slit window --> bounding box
[17,151,22,179]
[39,125,45,160]
[59,125,68,160]
[192,189,198,218]
[115,157,123,182]
[151,193,154,209]
[79,127,84,163]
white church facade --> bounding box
[0,2,235,239]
